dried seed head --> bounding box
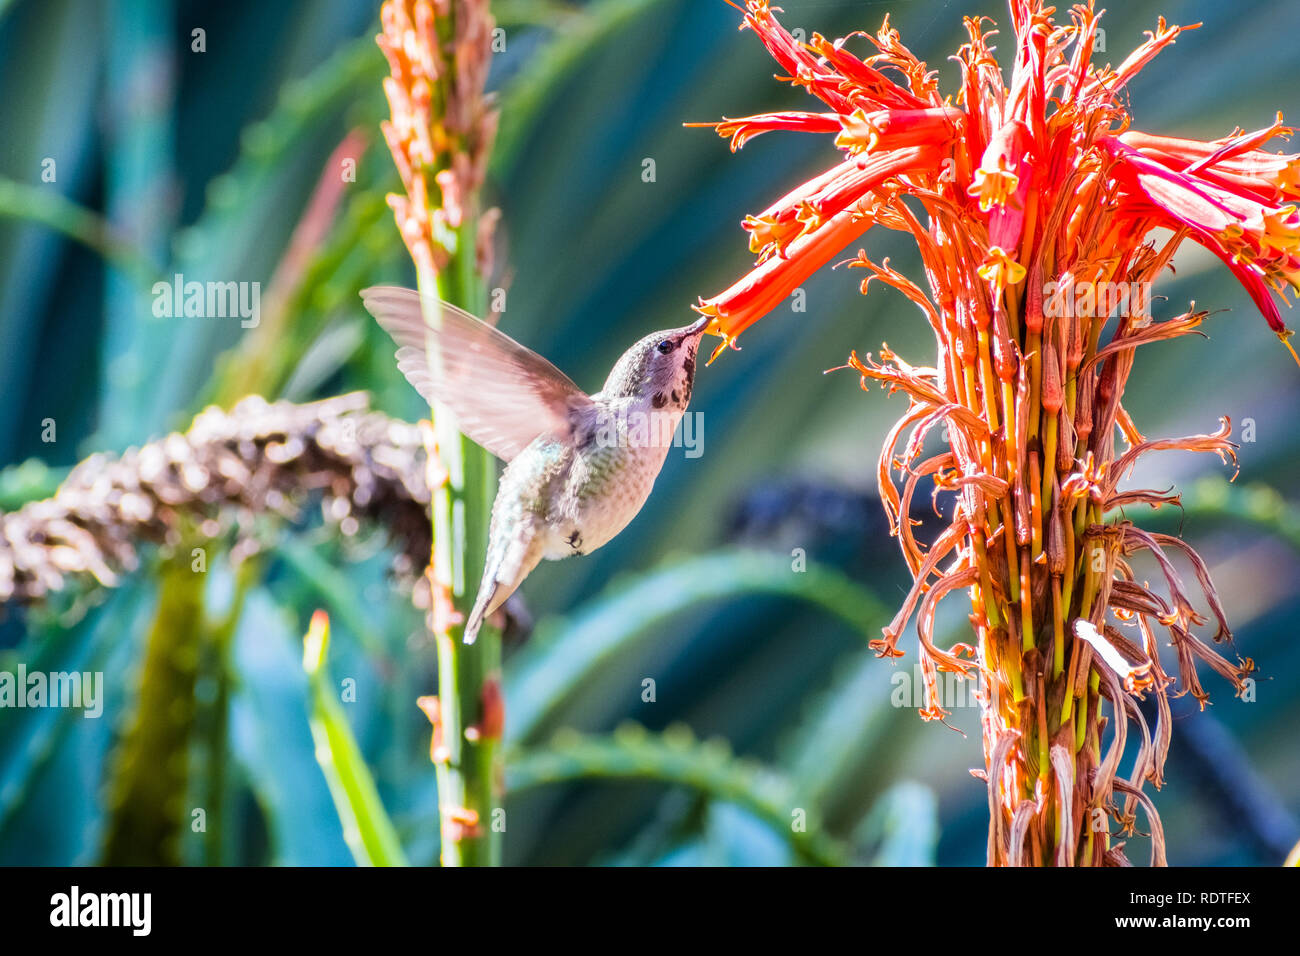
[0,394,431,609]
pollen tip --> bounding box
[1279,327,1300,370]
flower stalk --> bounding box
[378,0,503,866]
[697,0,1289,865]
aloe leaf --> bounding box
[491,0,671,176]
[1133,476,1300,553]
[228,592,350,865]
[302,610,408,867]
[776,647,901,817]
[97,0,178,449]
[0,596,125,846]
[506,547,890,745]
[278,540,389,658]
[507,723,845,865]
[853,780,939,867]
[0,178,157,286]
[135,35,386,440]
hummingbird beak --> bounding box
[683,314,713,337]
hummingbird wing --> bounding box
[361,286,594,462]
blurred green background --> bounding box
[1,0,1297,866]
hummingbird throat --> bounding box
[587,402,690,452]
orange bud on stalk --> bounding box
[1041,342,1064,414]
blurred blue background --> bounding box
[0,0,1297,865]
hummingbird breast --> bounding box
[551,435,667,557]
[493,397,680,563]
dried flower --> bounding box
[0,394,431,609]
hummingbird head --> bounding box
[600,316,712,408]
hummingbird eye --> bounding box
[656,339,675,355]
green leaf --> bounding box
[1132,476,1300,553]
[853,781,939,867]
[0,595,125,845]
[507,722,845,865]
[132,34,386,441]
[776,647,901,818]
[302,610,408,867]
[278,540,389,658]
[506,547,890,744]
[0,177,157,286]
[491,0,672,176]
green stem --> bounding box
[200,558,257,866]
[423,219,501,867]
[101,551,204,865]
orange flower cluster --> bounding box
[698,0,1284,866]
[377,0,498,280]
[697,2,1300,362]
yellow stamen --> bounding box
[1280,328,1300,370]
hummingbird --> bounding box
[361,286,712,643]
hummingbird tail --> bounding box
[463,602,487,645]
[462,576,499,645]
[462,533,543,644]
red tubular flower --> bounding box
[696,0,1290,867]
[1099,134,1300,351]
[697,145,936,359]
[971,119,1033,252]
[699,111,842,152]
[698,0,1300,358]
[836,107,963,156]
[697,205,873,361]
